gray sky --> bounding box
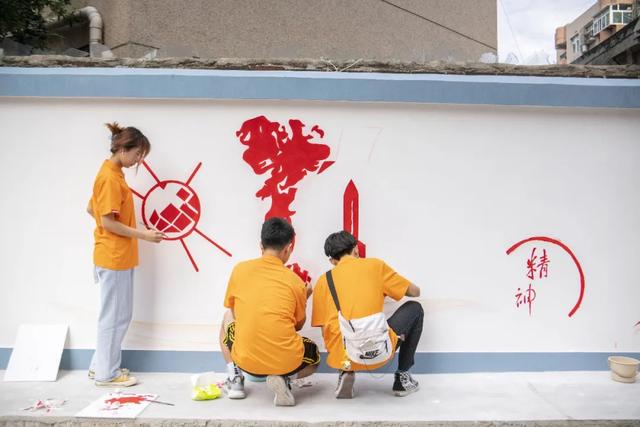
[497,0,597,64]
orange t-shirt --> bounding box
[90,160,138,270]
[224,255,307,375]
[311,256,410,371]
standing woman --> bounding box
[87,122,165,387]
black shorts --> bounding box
[223,321,320,377]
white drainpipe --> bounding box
[75,6,103,48]
[48,6,103,56]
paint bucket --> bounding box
[608,356,639,383]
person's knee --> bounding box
[295,363,318,379]
[403,300,424,315]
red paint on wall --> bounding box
[236,116,334,284]
[343,180,366,257]
[133,161,232,272]
[506,236,585,317]
[288,262,311,284]
[236,116,331,222]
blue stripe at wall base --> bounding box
[1,348,638,373]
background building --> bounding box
[555,0,636,64]
[48,0,496,62]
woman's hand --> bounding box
[141,229,166,243]
[101,214,166,242]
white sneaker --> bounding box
[88,368,129,380]
[95,373,137,387]
[335,370,355,399]
[266,375,295,406]
[223,374,246,399]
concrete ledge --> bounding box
[1,371,638,426]
[2,56,640,79]
[1,418,639,426]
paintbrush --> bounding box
[145,399,174,406]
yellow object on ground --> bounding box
[191,384,221,401]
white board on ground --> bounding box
[3,324,68,381]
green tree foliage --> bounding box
[0,0,71,48]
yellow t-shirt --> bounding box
[224,255,307,375]
[311,256,410,371]
[90,160,138,270]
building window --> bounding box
[593,9,611,35]
[611,4,632,24]
[571,34,581,54]
[593,4,632,34]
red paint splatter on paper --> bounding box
[343,180,366,257]
[104,396,146,405]
[506,236,585,317]
[236,116,333,283]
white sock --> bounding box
[227,362,239,379]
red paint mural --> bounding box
[343,180,366,257]
[236,116,333,283]
[506,236,585,317]
[132,161,232,272]
[236,116,333,221]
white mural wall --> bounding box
[1,97,639,355]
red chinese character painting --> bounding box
[506,236,585,317]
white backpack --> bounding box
[326,270,393,366]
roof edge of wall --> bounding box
[2,55,639,79]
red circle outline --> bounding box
[506,236,585,317]
[141,180,201,241]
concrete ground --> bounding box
[0,370,639,426]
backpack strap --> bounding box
[326,270,355,332]
[325,270,341,313]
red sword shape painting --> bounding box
[343,180,366,257]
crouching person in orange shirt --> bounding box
[312,231,423,398]
[219,217,319,406]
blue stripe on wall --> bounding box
[1,348,638,373]
[1,68,639,108]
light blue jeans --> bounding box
[89,266,134,381]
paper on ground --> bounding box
[76,393,158,418]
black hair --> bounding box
[324,231,357,260]
[261,217,295,250]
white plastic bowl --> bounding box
[608,356,639,383]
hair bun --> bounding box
[105,121,125,136]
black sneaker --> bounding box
[392,371,419,397]
[266,375,295,406]
[335,370,355,399]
